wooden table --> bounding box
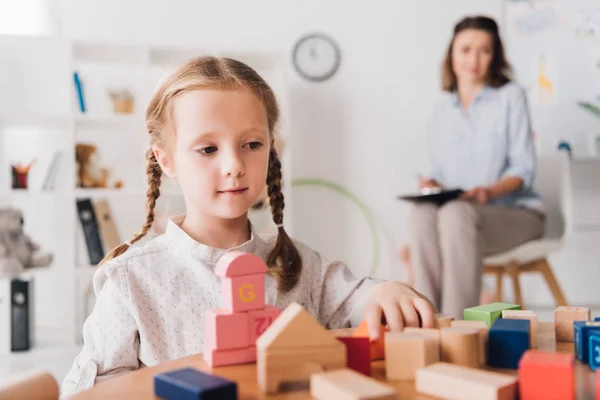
[72,322,597,399]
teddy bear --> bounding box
[0,208,53,280]
[75,143,123,189]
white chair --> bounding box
[483,152,571,308]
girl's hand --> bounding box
[363,281,437,338]
[418,176,442,190]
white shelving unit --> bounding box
[0,34,292,346]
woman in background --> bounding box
[412,16,545,319]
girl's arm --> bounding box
[61,264,140,398]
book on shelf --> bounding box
[42,150,63,191]
[92,199,121,252]
[77,198,121,266]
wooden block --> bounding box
[574,321,600,363]
[256,303,347,393]
[596,371,600,400]
[590,333,600,372]
[336,337,372,376]
[0,370,58,400]
[311,368,397,400]
[415,362,518,400]
[488,318,530,369]
[203,344,256,367]
[247,305,281,343]
[450,320,488,366]
[402,327,441,364]
[385,333,435,380]
[215,251,268,313]
[555,306,591,342]
[154,367,237,400]
[502,310,539,348]
[353,321,386,360]
[463,302,520,327]
[435,313,454,328]
[518,350,574,400]
[205,309,249,351]
[440,327,480,368]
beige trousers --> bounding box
[410,200,544,319]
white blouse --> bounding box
[61,216,381,398]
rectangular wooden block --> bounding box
[247,305,281,344]
[353,321,386,360]
[590,333,600,372]
[311,368,397,400]
[596,371,600,400]
[450,320,488,366]
[403,327,441,364]
[555,306,591,342]
[205,309,249,351]
[336,336,372,376]
[415,362,518,400]
[435,313,454,329]
[154,367,237,400]
[221,274,265,313]
[385,333,435,380]
[464,303,520,327]
[574,321,600,363]
[518,350,574,400]
[202,344,256,367]
[488,319,530,369]
[440,327,480,368]
[502,310,539,348]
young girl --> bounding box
[61,56,435,397]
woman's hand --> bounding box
[461,186,490,204]
[363,281,437,338]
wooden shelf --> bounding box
[74,114,145,127]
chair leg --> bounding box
[537,258,568,307]
[507,262,524,308]
[495,270,503,303]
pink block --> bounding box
[221,274,265,313]
[205,309,250,351]
[248,306,281,343]
[215,251,268,277]
[203,343,256,367]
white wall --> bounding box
[53,0,598,308]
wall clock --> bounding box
[292,33,341,82]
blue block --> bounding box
[154,368,237,400]
[574,321,600,363]
[595,317,600,322]
[590,333,600,372]
[488,318,530,369]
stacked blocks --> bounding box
[488,318,530,369]
[203,252,281,367]
[464,302,520,327]
[518,350,574,400]
[574,321,600,363]
[154,367,237,400]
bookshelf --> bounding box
[0,34,292,345]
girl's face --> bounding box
[157,88,270,221]
[451,28,494,86]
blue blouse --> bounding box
[427,82,543,211]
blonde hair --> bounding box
[99,56,302,293]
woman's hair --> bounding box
[99,56,302,293]
[441,15,512,92]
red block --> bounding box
[203,344,256,367]
[247,305,281,343]
[336,336,371,376]
[353,321,386,360]
[519,350,574,400]
[205,309,249,351]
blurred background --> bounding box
[0,0,599,387]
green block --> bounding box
[463,302,521,327]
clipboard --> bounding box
[397,188,464,205]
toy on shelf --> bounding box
[256,302,346,393]
[11,161,34,189]
[108,89,135,114]
[203,252,280,367]
[75,143,123,189]
[0,208,53,280]
[154,367,237,400]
